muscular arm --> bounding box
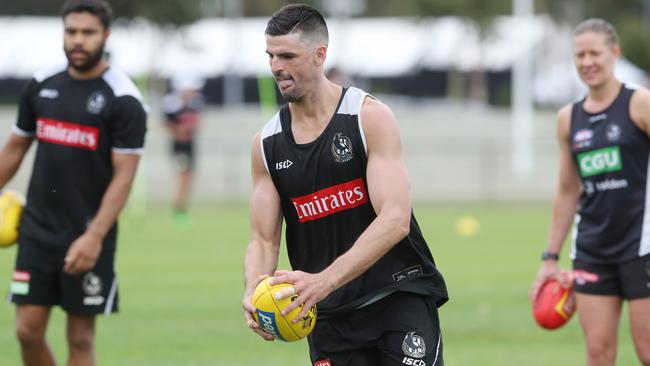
[530,105,581,299]
[242,131,283,340]
[630,87,650,136]
[321,98,411,288]
[0,133,33,188]
[273,97,413,319]
[63,152,141,274]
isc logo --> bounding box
[577,146,621,177]
[275,159,293,170]
[402,357,426,366]
[256,309,280,338]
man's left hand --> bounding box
[271,270,336,323]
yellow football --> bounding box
[0,190,25,248]
[252,277,317,342]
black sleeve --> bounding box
[15,79,39,135]
[110,95,147,151]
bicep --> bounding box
[362,100,411,215]
[556,106,581,192]
[111,152,140,181]
[630,89,650,136]
[249,133,282,246]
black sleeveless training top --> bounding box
[260,87,448,316]
[570,84,650,264]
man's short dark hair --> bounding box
[265,4,329,46]
[61,0,113,29]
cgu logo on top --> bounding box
[577,146,622,177]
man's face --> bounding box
[63,11,109,73]
[266,32,320,103]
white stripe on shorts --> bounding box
[104,277,118,315]
[432,332,442,365]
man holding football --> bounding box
[242,4,448,365]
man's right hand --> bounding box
[242,274,275,341]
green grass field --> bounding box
[0,203,639,365]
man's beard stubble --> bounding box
[64,42,105,72]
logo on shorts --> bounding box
[82,272,103,296]
[87,91,106,114]
[9,270,31,295]
[573,269,600,285]
[331,133,353,163]
[402,331,426,358]
[83,296,105,306]
[314,359,331,366]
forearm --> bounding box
[0,137,31,188]
[244,239,279,289]
[321,207,410,292]
[547,188,580,253]
[85,172,135,240]
[0,154,22,188]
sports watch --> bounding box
[541,251,560,261]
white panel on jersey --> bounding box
[337,87,366,116]
[337,87,369,154]
[639,152,650,256]
[12,124,35,137]
[570,214,580,260]
[260,112,283,173]
[102,67,149,111]
[33,63,67,83]
[112,147,144,155]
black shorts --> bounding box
[171,140,195,171]
[308,292,443,366]
[573,254,650,299]
[8,239,119,315]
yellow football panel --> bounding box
[253,286,300,341]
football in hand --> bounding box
[0,190,24,248]
[533,279,576,330]
[252,277,317,341]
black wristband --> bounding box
[541,251,560,261]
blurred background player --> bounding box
[243,4,447,365]
[531,18,650,366]
[1,0,147,365]
[162,75,204,228]
[325,65,351,87]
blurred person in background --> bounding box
[531,18,650,366]
[243,4,447,365]
[325,66,351,87]
[1,0,147,365]
[162,76,205,229]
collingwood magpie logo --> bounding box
[82,272,103,296]
[331,132,353,163]
[87,91,106,114]
[606,123,621,142]
[402,331,426,358]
